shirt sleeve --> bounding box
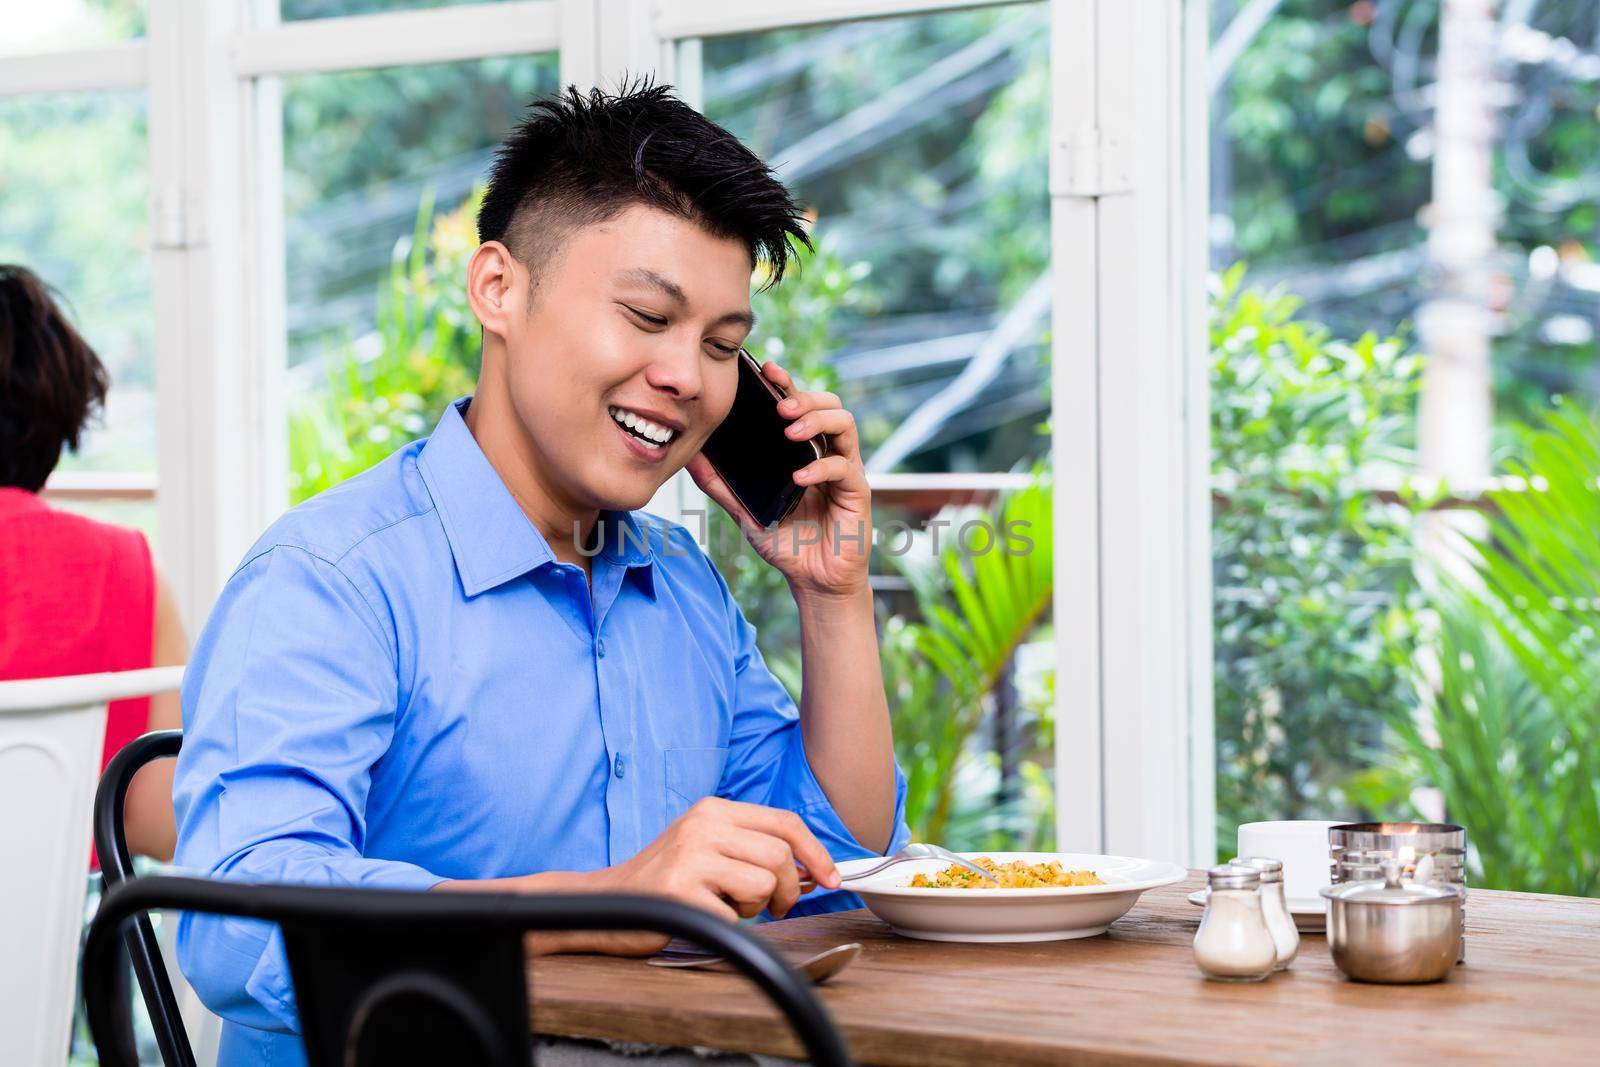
[172,545,445,1035]
[707,566,912,917]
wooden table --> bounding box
[529,873,1600,1065]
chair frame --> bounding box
[86,875,854,1067]
[94,729,194,1067]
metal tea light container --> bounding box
[1328,822,1466,962]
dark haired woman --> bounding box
[0,264,185,861]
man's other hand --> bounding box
[578,798,842,955]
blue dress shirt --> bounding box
[172,398,910,1066]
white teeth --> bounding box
[609,406,677,447]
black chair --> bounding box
[86,875,853,1067]
[93,729,192,1067]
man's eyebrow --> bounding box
[716,307,757,331]
[614,268,756,331]
[617,268,688,306]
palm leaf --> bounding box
[1393,404,1600,895]
[887,471,1055,843]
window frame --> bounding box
[1045,0,1211,865]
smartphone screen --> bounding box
[700,352,827,527]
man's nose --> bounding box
[643,341,703,400]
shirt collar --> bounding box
[596,510,657,599]
[418,398,655,599]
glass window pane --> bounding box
[1208,1,1600,891]
[693,8,1055,856]
[0,0,145,54]
[278,54,558,501]
[0,90,154,475]
[697,3,1051,475]
[276,0,514,20]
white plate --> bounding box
[1186,889,1327,932]
[840,851,1186,943]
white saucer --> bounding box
[1187,888,1326,932]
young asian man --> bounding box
[171,82,909,1066]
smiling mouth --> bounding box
[608,406,680,448]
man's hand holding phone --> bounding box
[688,358,872,602]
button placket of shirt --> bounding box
[590,555,639,861]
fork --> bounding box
[801,842,998,891]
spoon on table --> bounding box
[646,942,862,984]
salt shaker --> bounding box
[1193,865,1277,982]
[1239,856,1299,970]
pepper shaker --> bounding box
[1238,856,1299,970]
[1193,865,1277,983]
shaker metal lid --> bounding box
[1236,856,1285,883]
[1319,861,1463,906]
[1207,864,1261,891]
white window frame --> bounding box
[1055,0,1210,867]
[4,0,1214,866]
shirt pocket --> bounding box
[663,746,729,821]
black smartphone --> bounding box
[700,350,830,528]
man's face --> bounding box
[499,203,752,512]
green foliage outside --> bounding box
[288,189,480,503]
[1353,404,1600,897]
[0,91,153,474]
[1209,264,1425,860]
[279,54,558,368]
[700,3,1051,473]
[1211,262,1599,897]
[890,477,1054,848]
[1215,0,1600,435]
[1218,2,1429,270]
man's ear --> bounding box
[466,240,523,338]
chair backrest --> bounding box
[87,876,855,1067]
[0,667,183,1067]
[96,729,195,1067]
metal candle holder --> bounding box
[1328,822,1467,962]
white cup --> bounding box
[1235,820,1339,905]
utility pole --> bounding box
[1415,0,1502,822]
[1417,0,1501,491]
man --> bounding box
[172,83,909,1064]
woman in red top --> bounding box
[0,264,186,861]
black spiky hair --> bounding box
[478,79,811,289]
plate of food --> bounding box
[839,851,1186,943]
